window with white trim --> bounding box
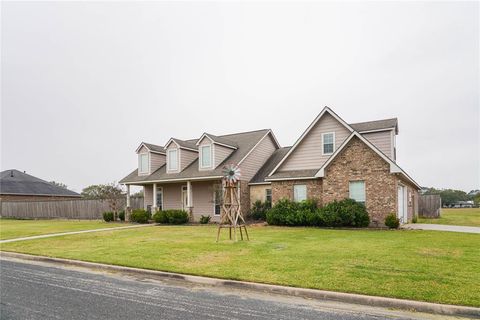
[293,185,307,202]
[349,181,366,205]
[167,149,178,171]
[200,145,212,168]
[322,132,335,155]
[213,184,222,216]
[265,188,272,204]
[139,153,149,174]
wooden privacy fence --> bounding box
[0,197,144,220]
[418,195,441,218]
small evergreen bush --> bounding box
[199,215,211,224]
[250,200,271,221]
[102,211,114,222]
[130,209,150,224]
[385,213,400,229]
[153,210,189,224]
[118,210,125,221]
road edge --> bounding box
[1,251,479,319]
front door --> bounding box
[397,185,407,223]
[181,186,188,210]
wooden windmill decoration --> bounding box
[216,164,249,242]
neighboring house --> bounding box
[0,169,81,201]
[120,130,280,222]
[120,107,420,225]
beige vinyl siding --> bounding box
[363,130,393,158]
[280,113,350,171]
[162,183,183,210]
[150,153,166,172]
[180,149,198,171]
[191,181,218,220]
[137,146,148,153]
[250,184,271,205]
[143,185,153,209]
[214,144,234,167]
[240,134,277,181]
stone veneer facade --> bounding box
[270,136,417,226]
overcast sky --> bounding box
[1,1,479,193]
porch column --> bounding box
[187,181,192,208]
[152,183,158,213]
[125,185,131,222]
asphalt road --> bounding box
[0,259,445,320]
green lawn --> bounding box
[1,225,478,307]
[418,208,480,227]
[0,219,125,240]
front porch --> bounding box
[126,180,223,222]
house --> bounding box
[0,169,81,201]
[120,107,420,225]
[119,130,280,222]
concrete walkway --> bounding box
[403,224,480,234]
[0,224,155,244]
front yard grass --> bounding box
[418,208,480,227]
[0,219,125,240]
[1,225,479,307]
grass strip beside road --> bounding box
[0,219,125,240]
[1,225,479,307]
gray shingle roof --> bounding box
[250,147,291,184]
[142,142,166,154]
[202,133,239,148]
[349,118,398,134]
[120,129,272,184]
[0,170,81,197]
[170,138,198,151]
[266,169,319,181]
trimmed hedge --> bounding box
[266,198,370,228]
[102,211,114,222]
[130,209,150,224]
[153,210,189,225]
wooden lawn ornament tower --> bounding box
[216,164,249,242]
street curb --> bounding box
[1,251,479,319]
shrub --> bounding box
[118,210,125,221]
[266,198,369,228]
[412,215,418,223]
[250,200,271,221]
[130,209,150,224]
[321,199,370,228]
[385,213,400,229]
[153,210,189,225]
[102,211,114,222]
[199,215,211,224]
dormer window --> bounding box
[200,145,212,169]
[322,132,335,155]
[138,153,149,174]
[167,149,178,171]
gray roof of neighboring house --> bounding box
[349,118,398,134]
[142,142,166,154]
[249,147,291,184]
[120,129,272,184]
[266,169,319,181]
[0,170,81,197]
[202,133,239,148]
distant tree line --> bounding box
[422,188,479,206]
